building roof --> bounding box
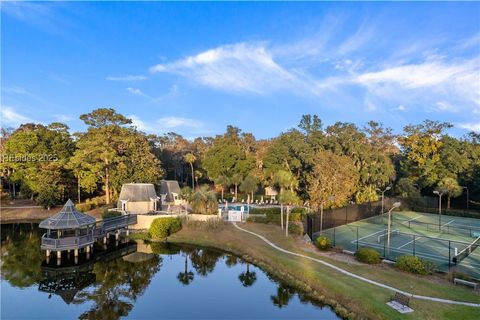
[39,199,96,230]
[159,180,181,202]
[118,183,158,202]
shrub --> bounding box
[315,236,331,251]
[149,217,182,239]
[86,196,106,207]
[184,218,223,231]
[36,186,60,209]
[288,222,304,236]
[76,202,93,212]
[249,207,281,215]
[191,185,218,214]
[291,207,306,214]
[355,247,381,264]
[395,255,435,275]
[246,216,268,223]
[249,207,303,224]
[181,186,193,203]
[289,211,303,222]
[1,191,10,201]
[102,209,123,220]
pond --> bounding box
[1,223,340,319]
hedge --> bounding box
[102,210,123,220]
[149,217,182,240]
[76,196,107,212]
[288,222,304,236]
[248,207,304,224]
[355,247,381,264]
[395,255,435,275]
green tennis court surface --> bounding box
[321,211,480,280]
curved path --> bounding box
[233,222,480,307]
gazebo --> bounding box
[39,199,97,259]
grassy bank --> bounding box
[166,221,479,320]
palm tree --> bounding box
[230,173,243,201]
[191,185,218,215]
[437,177,462,209]
[238,263,257,287]
[274,170,298,230]
[177,253,194,285]
[183,153,196,189]
[214,175,229,201]
[271,284,294,308]
[239,175,259,208]
[279,190,300,236]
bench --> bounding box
[386,292,413,313]
[454,278,478,290]
[392,292,410,307]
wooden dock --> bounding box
[41,214,137,251]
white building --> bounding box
[117,183,159,214]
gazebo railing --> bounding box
[40,214,137,251]
[41,234,94,250]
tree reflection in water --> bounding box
[224,254,239,267]
[75,250,161,319]
[189,247,223,276]
[238,262,257,287]
[1,224,333,319]
[271,284,295,308]
[177,245,195,286]
[1,223,44,288]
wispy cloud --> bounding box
[127,87,147,97]
[49,73,70,85]
[148,34,479,117]
[354,57,480,113]
[53,114,73,122]
[1,2,76,35]
[150,43,305,94]
[157,116,203,130]
[1,106,34,127]
[106,75,147,81]
[2,86,29,94]
[458,122,480,133]
[128,115,154,132]
[127,115,210,136]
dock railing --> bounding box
[41,214,137,250]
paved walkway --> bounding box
[233,222,480,308]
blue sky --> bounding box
[1,2,479,139]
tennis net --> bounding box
[453,236,480,264]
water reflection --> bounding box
[1,224,340,319]
[239,262,257,287]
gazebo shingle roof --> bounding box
[39,199,96,230]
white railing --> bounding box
[41,234,94,250]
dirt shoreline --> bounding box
[0,199,103,223]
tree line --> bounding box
[1,109,478,210]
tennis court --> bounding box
[320,210,480,279]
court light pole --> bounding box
[387,202,401,255]
[461,186,469,211]
[377,186,392,216]
[433,190,444,231]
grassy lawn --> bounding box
[167,221,480,320]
